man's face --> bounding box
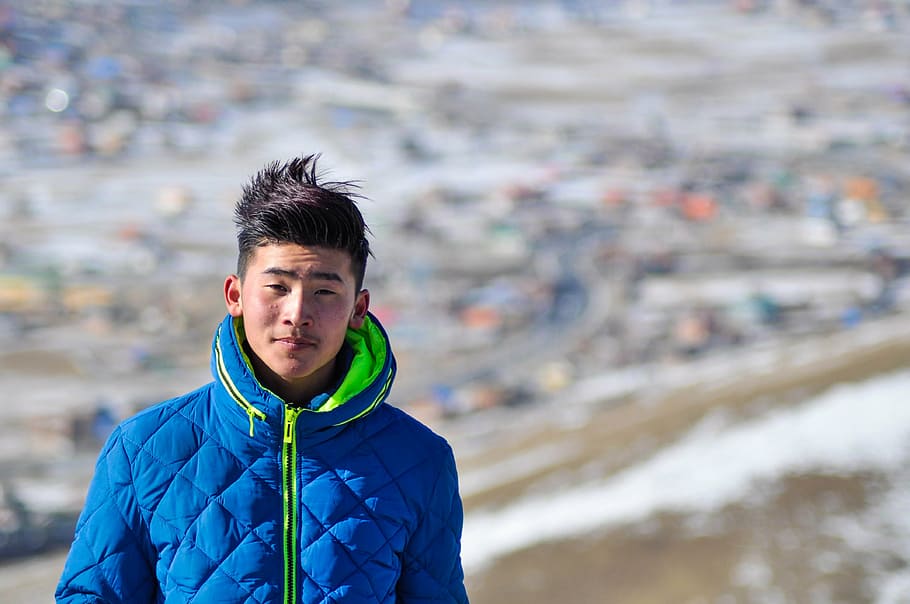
[224,243,369,403]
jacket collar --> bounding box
[211,312,396,438]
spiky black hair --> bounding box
[234,154,372,289]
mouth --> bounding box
[275,337,318,350]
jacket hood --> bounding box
[210,311,396,438]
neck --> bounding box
[247,345,338,405]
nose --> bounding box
[283,290,314,328]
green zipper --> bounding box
[283,406,302,604]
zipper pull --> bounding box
[247,407,257,438]
[284,408,300,444]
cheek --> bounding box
[247,296,281,322]
[322,304,355,332]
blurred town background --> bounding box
[1,0,910,602]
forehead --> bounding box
[247,243,355,279]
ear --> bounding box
[224,274,243,318]
[349,289,370,329]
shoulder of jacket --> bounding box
[366,403,454,456]
[116,381,215,441]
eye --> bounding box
[266,284,289,293]
[315,288,337,296]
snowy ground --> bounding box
[450,314,910,602]
[461,369,910,601]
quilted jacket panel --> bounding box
[56,314,468,603]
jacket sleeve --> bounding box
[56,427,157,603]
[397,443,469,604]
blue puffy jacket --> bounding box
[56,313,468,603]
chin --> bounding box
[278,366,315,382]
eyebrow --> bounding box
[262,267,345,283]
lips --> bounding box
[275,336,318,349]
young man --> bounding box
[56,156,469,603]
